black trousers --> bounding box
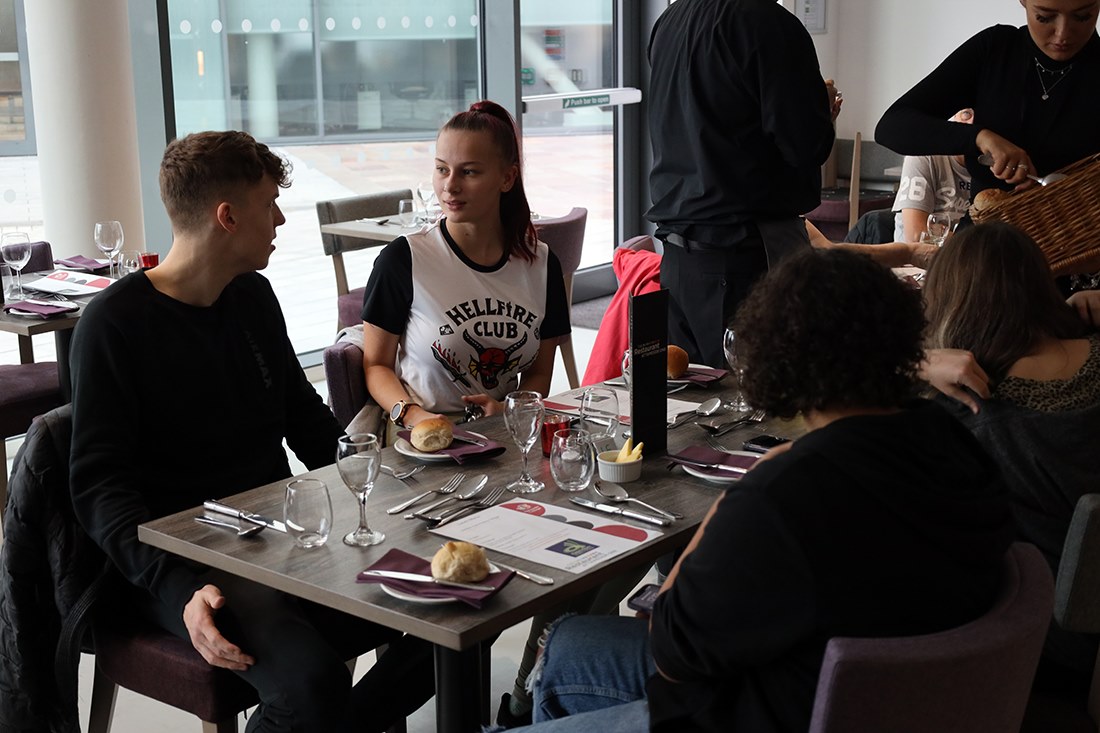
[132,568,435,733]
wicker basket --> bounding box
[971,153,1100,276]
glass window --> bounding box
[0,0,32,151]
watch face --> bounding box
[390,401,405,423]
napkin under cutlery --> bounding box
[53,255,110,273]
[357,548,514,608]
[2,299,80,317]
[667,445,759,477]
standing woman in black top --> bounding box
[876,0,1100,199]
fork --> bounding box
[382,464,425,481]
[406,477,488,519]
[706,434,740,454]
[428,486,506,528]
[386,473,466,515]
[711,409,766,437]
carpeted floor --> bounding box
[571,295,612,330]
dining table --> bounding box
[138,380,805,732]
[319,216,420,244]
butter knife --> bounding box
[451,434,487,447]
[491,561,554,585]
[669,458,749,474]
[361,569,494,592]
[203,500,287,532]
[569,497,671,527]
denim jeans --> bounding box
[486,615,654,732]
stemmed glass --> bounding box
[120,250,144,276]
[416,181,436,224]
[337,433,385,546]
[1,232,31,299]
[94,221,124,278]
[722,328,752,413]
[925,212,953,247]
[504,390,545,494]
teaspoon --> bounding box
[593,480,683,520]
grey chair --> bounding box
[809,542,1054,733]
[533,207,587,389]
[316,189,412,331]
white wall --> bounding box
[816,0,1023,141]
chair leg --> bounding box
[201,718,238,733]
[559,339,580,390]
[87,667,119,733]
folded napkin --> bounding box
[668,445,760,476]
[675,366,728,385]
[357,548,514,608]
[54,255,109,273]
[2,300,80,317]
[397,428,506,464]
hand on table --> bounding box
[920,348,991,414]
[183,584,255,671]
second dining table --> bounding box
[139,381,803,732]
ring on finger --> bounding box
[1018,164,1028,171]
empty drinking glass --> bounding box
[1,233,31,299]
[337,433,385,546]
[120,250,144,276]
[580,387,620,446]
[416,181,435,223]
[94,221,124,278]
[722,328,751,413]
[284,478,333,549]
[549,428,595,493]
[398,198,416,227]
[504,390,545,494]
[925,212,953,247]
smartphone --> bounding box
[741,434,791,454]
[627,583,662,614]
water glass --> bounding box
[579,387,620,446]
[337,433,384,546]
[284,478,333,549]
[504,390,545,494]
[398,198,416,227]
[722,328,751,413]
[120,250,144,276]
[549,428,595,493]
[1,232,31,299]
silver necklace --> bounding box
[1034,57,1073,100]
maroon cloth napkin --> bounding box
[54,255,109,273]
[2,300,80,317]
[397,428,506,464]
[357,548,514,609]
[677,366,728,385]
[668,445,759,477]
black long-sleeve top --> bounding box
[876,25,1100,199]
[645,0,835,245]
[69,272,342,615]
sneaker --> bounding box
[496,693,533,728]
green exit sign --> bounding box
[562,94,610,109]
[521,67,535,85]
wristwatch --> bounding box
[389,400,417,428]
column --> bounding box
[246,32,279,139]
[24,0,145,256]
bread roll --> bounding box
[410,417,454,452]
[431,541,490,583]
[971,188,1008,213]
[667,345,690,379]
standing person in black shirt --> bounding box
[69,131,433,732]
[646,0,838,367]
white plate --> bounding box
[379,562,501,605]
[679,450,758,485]
[393,431,489,463]
[668,363,723,385]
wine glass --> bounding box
[925,212,953,247]
[722,328,752,413]
[504,390,545,494]
[94,221,124,278]
[337,433,385,546]
[1,232,31,299]
[579,387,620,448]
[550,428,595,493]
[416,180,436,223]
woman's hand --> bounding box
[1068,291,1100,329]
[975,129,1036,188]
[462,394,504,417]
[920,348,991,414]
[404,405,445,427]
[907,242,938,269]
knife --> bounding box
[669,458,749,474]
[569,497,672,527]
[451,434,487,447]
[361,569,495,592]
[203,500,287,532]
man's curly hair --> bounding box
[731,248,925,418]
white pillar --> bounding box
[24,0,145,256]
[246,33,279,139]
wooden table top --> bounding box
[139,385,805,652]
[319,217,419,243]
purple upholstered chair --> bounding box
[322,337,383,435]
[24,240,54,273]
[316,189,412,331]
[808,542,1054,733]
[534,207,587,389]
[0,363,63,516]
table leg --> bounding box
[55,330,74,402]
[434,642,488,733]
[17,334,33,364]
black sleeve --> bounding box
[875,29,992,156]
[360,237,413,334]
[541,251,571,340]
[649,482,817,683]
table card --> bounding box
[430,499,663,573]
[629,289,669,454]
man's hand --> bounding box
[825,78,843,121]
[1068,291,1100,329]
[183,585,255,671]
[920,348,991,414]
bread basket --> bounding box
[970,152,1100,275]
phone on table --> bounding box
[627,583,662,614]
[741,434,792,454]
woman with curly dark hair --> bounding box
[501,248,1012,733]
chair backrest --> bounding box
[809,542,1054,733]
[836,136,903,188]
[323,338,372,430]
[1053,493,1100,724]
[316,189,412,257]
[534,207,587,277]
[25,240,54,273]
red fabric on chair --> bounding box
[581,248,663,386]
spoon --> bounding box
[593,480,683,520]
[977,154,1068,186]
[195,516,265,537]
[382,464,425,481]
[667,397,725,430]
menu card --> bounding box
[26,270,111,296]
[629,289,669,454]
